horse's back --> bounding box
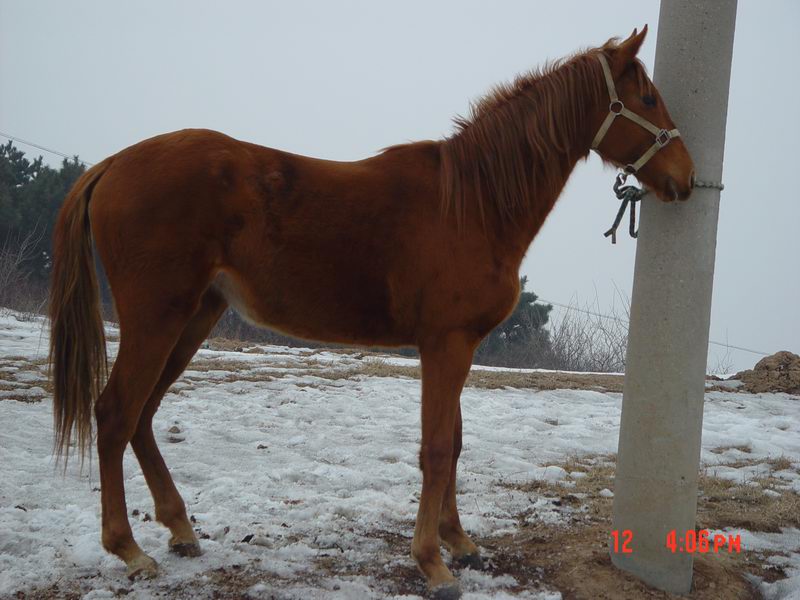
[87,129,441,345]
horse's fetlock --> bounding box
[411,542,440,567]
[155,503,187,528]
[101,528,130,556]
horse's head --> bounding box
[591,26,695,202]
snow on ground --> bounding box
[0,310,799,599]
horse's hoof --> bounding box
[430,582,462,600]
[170,542,203,557]
[126,554,159,580]
[454,552,484,571]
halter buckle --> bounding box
[609,100,624,115]
[655,129,672,147]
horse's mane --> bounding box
[439,43,652,228]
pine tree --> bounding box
[0,142,85,281]
[474,276,553,368]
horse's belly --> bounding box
[212,268,414,347]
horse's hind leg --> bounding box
[95,288,206,579]
[438,406,482,570]
[130,288,227,558]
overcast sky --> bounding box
[1,1,797,371]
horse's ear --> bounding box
[610,24,648,76]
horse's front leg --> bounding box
[412,331,475,600]
[438,405,482,570]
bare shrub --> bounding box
[0,228,47,315]
[540,290,629,373]
[708,336,735,375]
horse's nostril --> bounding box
[689,171,696,189]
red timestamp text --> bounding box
[610,529,742,554]
[666,529,741,554]
[610,529,633,554]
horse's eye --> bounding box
[642,95,657,107]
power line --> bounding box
[541,297,628,324]
[0,131,94,166]
[539,297,769,357]
[0,132,775,358]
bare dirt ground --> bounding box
[732,351,800,395]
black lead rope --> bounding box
[604,172,646,244]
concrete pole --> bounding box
[610,0,737,594]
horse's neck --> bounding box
[489,124,592,266]
[440,59,603,266]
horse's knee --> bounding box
[419,443,454,477]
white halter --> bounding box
[591,54,680,174]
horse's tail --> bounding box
[49,158,113,467]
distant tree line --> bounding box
[3,141,621,370]
[0,141,86,283]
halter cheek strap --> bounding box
[591,54,680,174]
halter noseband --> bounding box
[591,54,680,174]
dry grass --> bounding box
[338,361,419,381]
[466,369,623,392]
[187,353,626,393]
[766,455,794,471]
[3,343,627,402]
[698,461,800,533]
[211,341,784,396]
[205,337,268,353]
[709,444,753,455]
[326,361,625,392]
[0,357,51,403]
[202,337,800,396]
[184,358,260,373]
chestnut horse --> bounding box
[49,27,693,598]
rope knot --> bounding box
[604,172,645,244]
[603,174,725,244]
